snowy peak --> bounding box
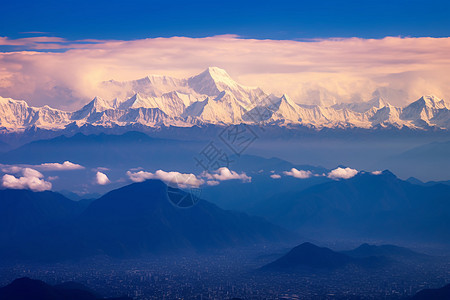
[279,94,297,107]
[412,95,447,109]
[369,103,402,126]
[118,93,148,110]
[402,95,447,116]
[83,96,112,112]
[71,96,112,120]
[187,67,239,96]
[204,66,234,82]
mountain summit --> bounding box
[188,67,239,96]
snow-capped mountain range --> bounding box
[1,67,449,132]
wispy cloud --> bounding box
[0,36,449,109]
[37,161,84,171]
[1,161,84,172]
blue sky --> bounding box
[2,0,449,40]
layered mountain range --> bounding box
[1,67,449,131]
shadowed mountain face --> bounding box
[252,171,450,244]
[0,189,84,241]
[0,180,293,261]
[0,277,131,300]
[75,180,292,257]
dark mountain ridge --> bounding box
[261,242,388,271]
[0,180,293,261]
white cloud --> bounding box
[270,174,281,179]
[126,171,153,182]
[371,170,382,175]
[327,167,358,180]
[126,170,204,188]
[95,171,111,185]
[22,168,44,178]
[283,168,313,179]
[202,167,251,183]
[1,36,450,109]
[37,161,84,171]
[1,167,52,191]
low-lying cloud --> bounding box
[127,167,250,187]
[127,170,204,188]
[327,167,359,180]
[202,167,251,183]
[1,167,52,191]
[283,168,313,179]
[95,171,111,185]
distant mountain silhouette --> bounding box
[0,180,292,261]
[252,171,450,244]
[406,177,450,187]
[342,243,427,260]
[262,242,353,270]
[385,140,450,181]
[0,277,131,300]
[261,242,386,271]
[57,190,101,202]
[0,131,201,171]
[412,283,450,300]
